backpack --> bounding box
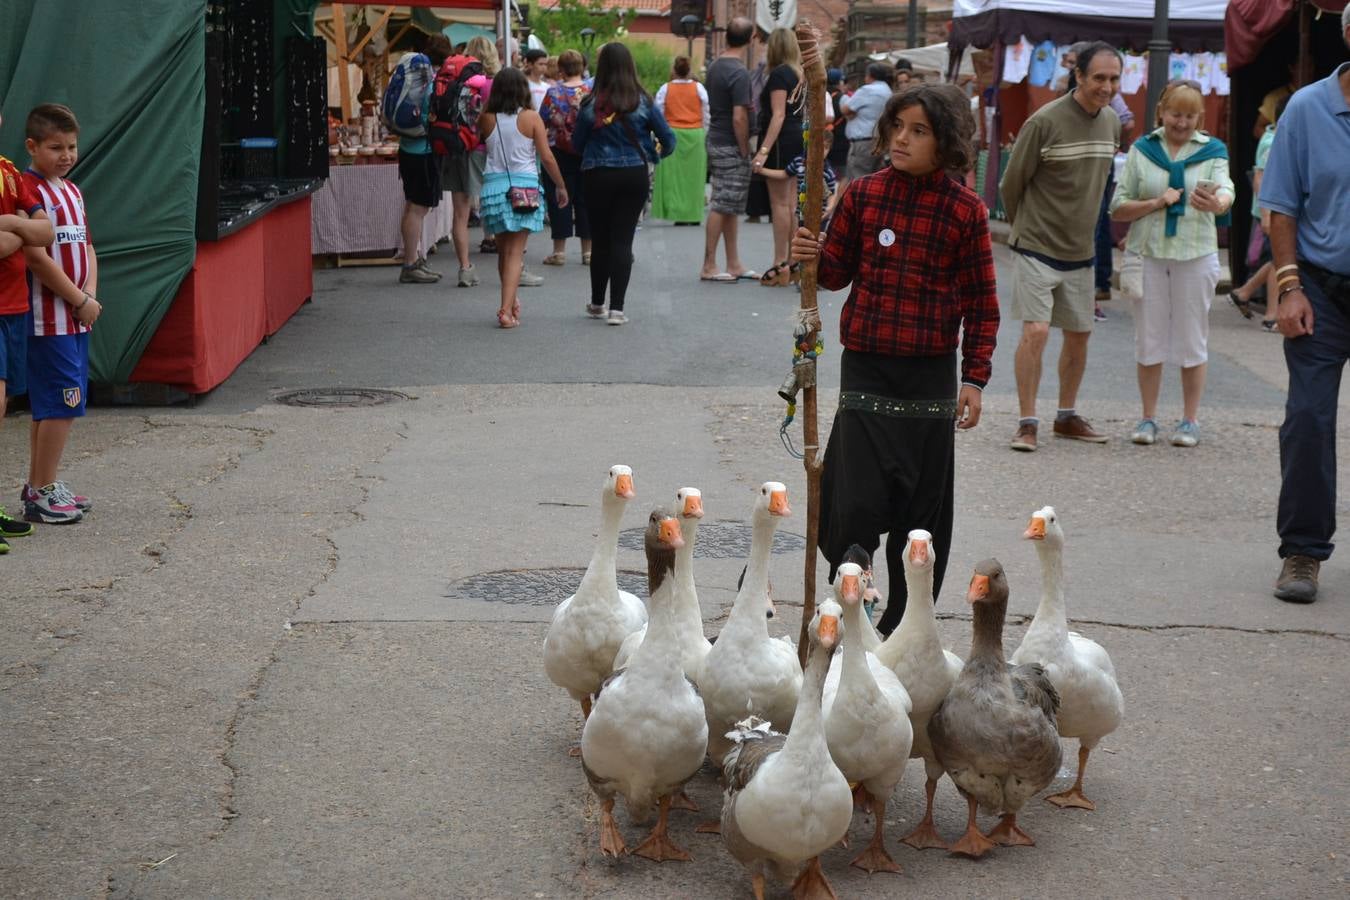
[381,53,435,139]
[544,84,588,156]
[429,55,487,156]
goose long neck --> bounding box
[969,598,1008,666]
[783,640,830,755]
[631,551,680,671]
[728,514,775,634]
[1032,540,1068,635]
[676,520,697,599]
[579,494,623,594]
[896,565,939,642]
[842,602,870,681]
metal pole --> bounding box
[907,0,919,49]
[1144,0,1170,130]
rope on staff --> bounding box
[793,18,829,669]
[778,308,824,460]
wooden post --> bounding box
[794,19,828,669]
[332,2,353,123]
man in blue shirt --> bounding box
[838,63,895,188]
[1258,6,1350,603]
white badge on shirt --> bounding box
[878,228,896,247]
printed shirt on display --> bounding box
[0,155,43,316]
[22,170,90,336]
[817,166,1000,389]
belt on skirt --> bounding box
[838,390,957,419]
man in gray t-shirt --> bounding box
[701,17,756,281]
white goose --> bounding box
[581,510,708,860]
[1011,505,1124,811]
[544,465,647,724]
[612,487,710,678]
[821,562,914,874]
[695,482,802,764]
[840,544,885,653]
[721,599,853,900]
[873,529,965,851]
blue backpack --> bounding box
[381,53,435,138]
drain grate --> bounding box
[272,388,410,408]
[445,567,648,606]
[618,521,804,559]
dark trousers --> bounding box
[1278,274,1349,561]
[818,350,956,635]
[582,165,648,311]
[1094,171,1116,293]
[545,150,590,241]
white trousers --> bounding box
[1135,253,1220,368]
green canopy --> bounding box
[444,22,495,47]
[0,0,203,384]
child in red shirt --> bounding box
[0,108,55,548]
[791,84,999,633]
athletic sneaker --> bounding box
[1171,419,1200,447]
[457,265,480,287]
[53,481,91,512]
[518,269,544,288]
[414,257,442,279]
[399,265,438,284]
[586,303,606,319]
[0,505,34,537]
[0,534,7,553]
[607,310,628,326]
[1130,418,1158,445]
[23,484,83,525]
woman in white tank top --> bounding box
[478,68,569,329]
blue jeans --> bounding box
[1277,274,1350,561]
[1094,172,1116,293]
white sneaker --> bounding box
[586,304,606,319]
[518,270,544,288]
[457,265,479,287]
[607,310,628,326]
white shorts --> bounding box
[1010,250,1095,332]
[1135,253,1220,368]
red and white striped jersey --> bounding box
[22,171,90,336]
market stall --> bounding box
[310,161,452,259]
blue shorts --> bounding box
[0,311,27,394]
[27,331,89,421]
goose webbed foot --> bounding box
[631,796,693,862]
[790,857,838,900]
[669,789,699,812]
[948,794,996,859]
[598,798,627,857]
[985,813,1035,847]
[851,796,902,874]
[1047,745,1096,810]
[900,777,949,851]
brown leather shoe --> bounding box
[1274,555,1319,604]
[1052,414,1109,443]
[1010,422,1038,452]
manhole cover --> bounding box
[617,521,805,559]
[445,568,647,606]
[272,388,409,408]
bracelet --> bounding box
[1277,274,1302,289]
[1274,263,1300,278]
[1278,283,1304,299]
[75,293,91,310]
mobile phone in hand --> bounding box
[1195,179,1219,194]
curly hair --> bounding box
[873,83,976,174]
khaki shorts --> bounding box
[846,140,882,181]
[442,150,485,196]
[1010,251,1095,332]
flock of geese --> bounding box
[543,465,1125,899]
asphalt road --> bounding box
[1,220,1345,899]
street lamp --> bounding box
[579,26,596,71]
[679,14,699,60]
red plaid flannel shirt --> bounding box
[819,166,1000,389]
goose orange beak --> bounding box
[614,473,635,499]
[1024,516,1046,540]
[682,493,704,518]
[817,614,839,649]
[769,489,791,517]
[658,516,684,548]
[840,573,861,603]
[967,573,990,602]
[909,539,930,565]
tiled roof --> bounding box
[537,0,671,13]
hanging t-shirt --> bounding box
[1027,40,1058,88]
[1169,53,1194,83]
[1003,37,1033,85]
[1192,53,1215,94]
[1212,53,1231,96]
[1120,53,1147,95]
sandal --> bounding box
[542,252,566,266]
[496,309,518,329]
[1261,319,1279,333]
[480,237,498,254]
[1228,290,1253,319]
[512,298,521,322]
[582,251,592,265]
[759,263,791,287]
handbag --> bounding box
[494,113,541,211]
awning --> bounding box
[951,0,1226,53]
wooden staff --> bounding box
[793,19,828,669]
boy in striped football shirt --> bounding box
[20,104,100,525]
